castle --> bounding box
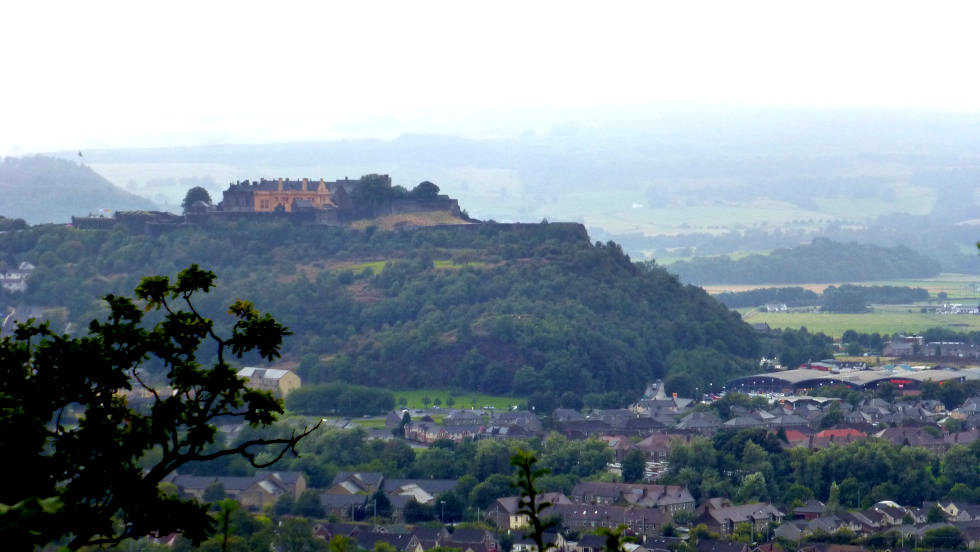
[73,174,467,232]
[217,176,364,213]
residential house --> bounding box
[553,408,585,422]
[675,412,723,433]
[573,534,606,552]
[487,493,573,530]
[354,531,423,552]
[236,366,301,397]
[386,410,409,433]
[793,500,827,520]
[382,478,458,515]
[872,501,908,526]
[329,471,384,495]
[445,409,484,425]
[635,433,681,461]
[320,493,369,519]
[165,471,306,510]
[557,419,613,439]
[490,411,543,433]
[512,533,567,552]
[570,482,695,513]
[410,526,451,550]
[599,435,635,462]
[312,522,362,542]
[441,528,499,552]
[696,540,750,552]
[550,503,667,539]
[695,498,784,535]
[875,427,946,454]
[482,424,535,440]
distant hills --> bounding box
[0,156,158,224]
[40,107,980,271]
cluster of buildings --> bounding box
[775,498,980,549]
[883,335,980,359]
[0,261,34,293]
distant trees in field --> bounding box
[669,238,942,285]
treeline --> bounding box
[667,238,942,285]
[821,284,929,312]
[716,287,819,308]
[285,383,396,417]
[716,284,930,312]
[0,220,758,407]
[758,327,835,369]
[0,215,27,232]
[662,427,980,509]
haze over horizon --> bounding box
[4,0,980,156]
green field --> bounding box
[708,274,980,301]
[338,259,486,274]
[391,389,522,410]
[740,305,980,338]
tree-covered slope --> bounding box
[0,221,759,405]
[0,156,158,223]
[666,237,942,285]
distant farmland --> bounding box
[739,305,980,338]
[706,273,980,300]
[725,273,980,337]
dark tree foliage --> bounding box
[181,186,213,212]
[668,238,942,285]
[621,449,646,483]
[716,287,820,308]
[0,265,318,550]
[717,284,928,310]
[0,215,28,231]
[758,327,834,369]
[411,181,441,199]
[663,427,980,510]
[285,382,395,416]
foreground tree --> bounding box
[0,264,319,550]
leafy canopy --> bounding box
[0,264,319,550]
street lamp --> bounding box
[440,500,446,524]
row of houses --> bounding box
[775,498,980,548]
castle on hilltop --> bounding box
[73,174,469,232]
[217,176,365,213]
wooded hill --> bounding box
[0,156,158,223]
[0,220,759,407]
[666,238,942,285]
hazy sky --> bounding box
[3,0,980,155]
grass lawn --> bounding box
[391,389,522,410]
[351,418,387,429]
[740,306,980,338]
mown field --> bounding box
[389,389,523,411]
[740,305,980,338]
